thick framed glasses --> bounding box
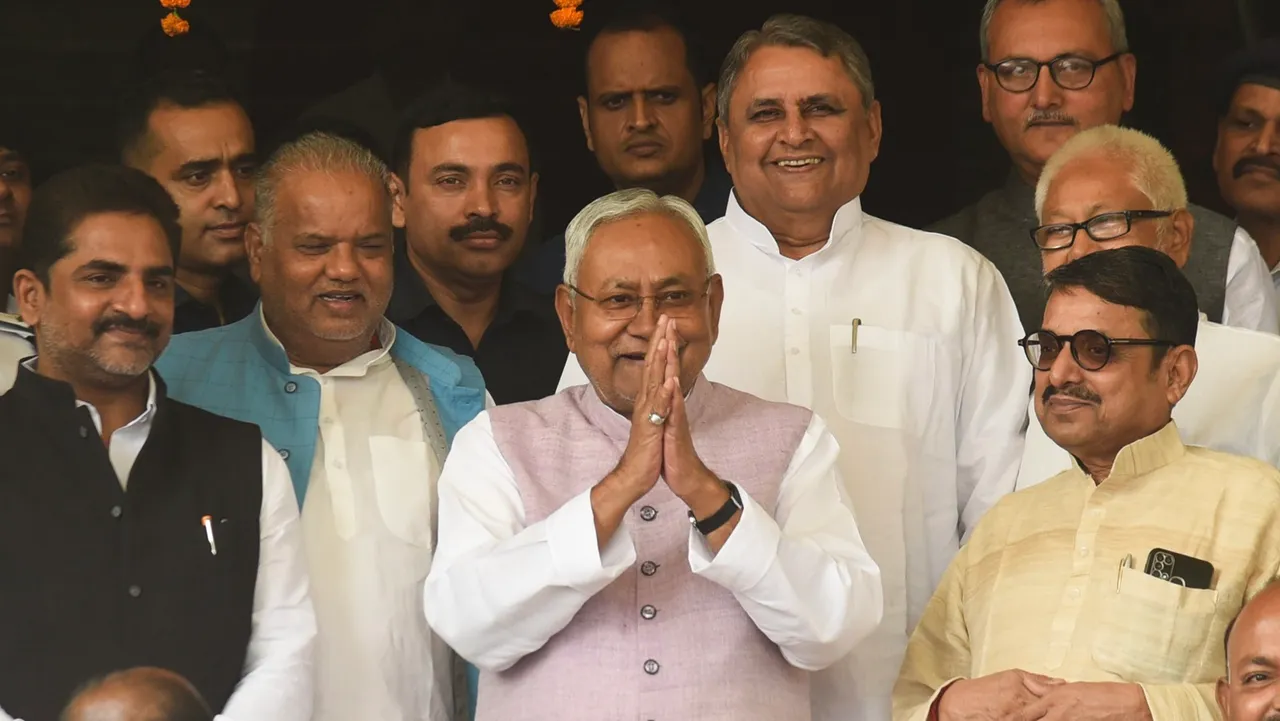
[984,52,1124,93]
[568,279,712,321]
[1030,210,1173,251]
[1018,329,1175,371]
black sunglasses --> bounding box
[1018,329,1176,371]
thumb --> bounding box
[1020,671,1064,696]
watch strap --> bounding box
[689,482,742,535]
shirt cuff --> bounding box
[545,488,636,591]
[688,487,778,592]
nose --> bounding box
[779,110,813,147]
[211,169,244,212]
[624,297,660,340]
[325,242,360,282]
[1064,230,1102,264]
[465,179,497,220]
[1044,336,1085,387]
[112,275,151,319]
[0,175,12,201]
[1256,120,1278,156]
[627,95,656,131]
[1030,65,1064,110]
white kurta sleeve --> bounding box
[424,413,636,673]
[1224,227,1280,335]
[955,259,1030,541]
[688,413,883,671]
[217,440,317,721]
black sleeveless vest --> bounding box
[0,368,262,721]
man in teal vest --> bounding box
[157,132,485,721]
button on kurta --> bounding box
[639,506,657,521]
[128,585,142,598]
[110,505,122,518]
[78,426,89,439]
[284,381,298,393]
[640,561,658,576]
[279,449,290,460]
[643,659,660,675]
[640,605,657,620]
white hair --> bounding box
[979,0,1128,63]
[563,188,715,287]
[718,14,875,122]
[1036,125,1188,224]
[254,132,391,244]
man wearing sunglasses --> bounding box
[931,0,1279,336]
[1015,124,1280,487]
[894,245,1280,721]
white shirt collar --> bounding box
[259,307,397,379]
[723,190,866,260]
[21,357,159,436]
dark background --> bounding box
[2,0,1277,238]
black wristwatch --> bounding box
[689,482,743,535]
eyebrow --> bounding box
[174,153,256,176]
[1248,656,1278,670]
[77,259,129,274]
[294,232,389,243]
[597,85,683,100]
[600,276,690,289]
[0,150,26,164]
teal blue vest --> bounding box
[155,308,485,719]
[156,308,485,502]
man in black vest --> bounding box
[0,165,315,721]
[931,0,1279,336]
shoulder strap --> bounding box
[391,355,450,467]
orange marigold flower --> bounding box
[549,9,583,28]
[161,11,191,36]
[160,0,191,8]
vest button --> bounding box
[284,381,298,393]
[110,505,122,519]
[640,561,658,576]
[643,659,660,675]
[639,506,657,522]
[127,585,142,598]
[640,604,657,620]
[78,426,89,439]
[279,449,290,460]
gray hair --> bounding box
[254,132,391,244]
[979,0,1129,63]
[1036,125,1188,221]
[717,14,875,123]
[563,188,715,287]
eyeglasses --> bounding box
[567,279,712,321]
[1018,329,1176,371]
[984,52,1125,93]
[1030,210,1174,251]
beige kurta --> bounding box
[893,422,1280,721]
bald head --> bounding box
[1219,582,1280,721]
[61,668,212,721]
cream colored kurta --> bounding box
[268,320,454,721]
[893,422,1280,721]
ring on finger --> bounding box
[647,411,667,426]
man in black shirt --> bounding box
[389,82,567,403]
[118,70,259,334]
[517,0,731,295]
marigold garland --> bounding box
[550,0,583,30]
[160,0,191,37]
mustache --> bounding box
[1026,110,1077,128]
[1233,154,1280,179]
[92,314,162,339]
[1043,383,1101,404]
[448,216,513,243]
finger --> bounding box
[665,377,686,434]
[665,324,679,385]
[1012,697,1051,721]
[1020,673,1064,697]
[638,316,669,412]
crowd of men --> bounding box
[4,0,1280,720]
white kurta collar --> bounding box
[723,190,867,261]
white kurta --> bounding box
[1223,227,1280,334]
[559,193,1030,720]
[1016,317,1280,489]
[272,321,455,721]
